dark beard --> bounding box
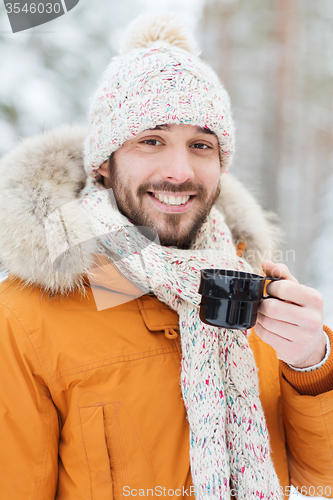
[105,156,221,250]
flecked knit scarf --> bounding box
[81,182,282,500]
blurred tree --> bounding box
[0,0,205,153]
[0,0,148,153]
[199,0,333,298]
[0,0,331,319]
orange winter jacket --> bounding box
[1,127,333,499]
[1,267,333,500]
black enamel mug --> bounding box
[198,269,282,330]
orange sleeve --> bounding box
[0,302,60,500]
[280,326,333,496]
[280,325,333,396]
[280,370,333,496]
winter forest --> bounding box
[0,0,332,326]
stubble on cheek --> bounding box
[104,157,221,249]
[133,181,221,249]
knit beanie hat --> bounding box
[84,12,235,178]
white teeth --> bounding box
[153,193,190,205]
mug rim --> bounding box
[200,269,266,280]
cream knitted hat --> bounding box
[84,12,235,178]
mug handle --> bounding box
[263,277,284,300]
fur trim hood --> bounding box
[0,126,281,294]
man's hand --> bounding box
[254,260,326,368]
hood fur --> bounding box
[0,125,281,294]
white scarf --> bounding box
[81,182,282,499]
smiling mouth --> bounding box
[148,191,195,206]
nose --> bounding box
[159,146,195,184]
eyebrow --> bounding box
[148,124,216,136]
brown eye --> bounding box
[191,143,210,149]
[142,139,162,146]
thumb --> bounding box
[261,260,298,283]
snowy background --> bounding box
[0,0,332,329]
[0,1,332,497]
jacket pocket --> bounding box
[103,401,153,497]
[79,392,152,499]
[79,393,113,500]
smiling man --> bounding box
[98,124,221,248]
[0,12,333,500]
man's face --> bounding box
[98,124,221,249]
